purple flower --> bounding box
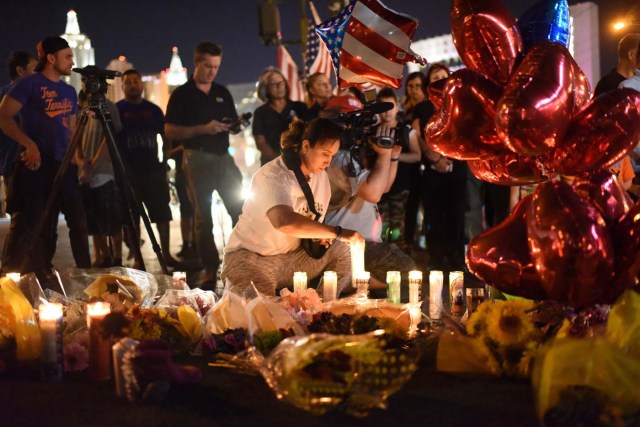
[63,341,89,372]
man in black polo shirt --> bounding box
[593,33,640,97]
[165,41,243,287]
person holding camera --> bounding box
[322,95,416,292]
[375,88,421,252]
[165,42,245,288]
[221,118,363,296]
[0,36,91,283]
[252,67,307,165]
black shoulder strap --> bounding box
[282,151,321,221]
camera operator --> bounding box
[221,118,363,296]
[375,88,421,252]
[322,95,416,292]
[0,36,90,283]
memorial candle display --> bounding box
[408,270,423,304]
[449,271,465,316]
[293,272,308,292]
[386,271,401,304]
[429,271,443,320]
[355,271,370,296]
[39,303,63,381]
[87,302,111,381]
[350,240,365,286]
[323,271,337,302]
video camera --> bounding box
[222,112,252,134]
[73,66,121,95]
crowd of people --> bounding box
[0,33,638,296]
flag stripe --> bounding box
[346,16,412,65]
[341,32,404,78]
[278,45,304,102]
[339,50,400,87]
[351,1,412,49]
[357,0,418,37]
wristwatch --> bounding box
[335,225,343,239]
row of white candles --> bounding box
[292,269,462,319]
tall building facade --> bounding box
[61,10,95,92]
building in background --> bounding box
[407,2,600,85]
[61,9,95,92]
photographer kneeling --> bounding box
[221,118,364,296]
[322,95,416,292]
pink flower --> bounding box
[63,341,89,372]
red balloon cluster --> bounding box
[448,0,640,307]
[467,175,637,307]
[426,0,640,186]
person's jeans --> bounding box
[182,150,243,274]
[3,161,90,278]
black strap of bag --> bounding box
[282,150,328,259]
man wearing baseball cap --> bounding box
[0,36,90,286]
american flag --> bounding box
[304,19,334,79]
[316,0,425,89]
[277,45,305,102]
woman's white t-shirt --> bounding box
[225,156,332,256]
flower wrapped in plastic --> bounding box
[204,288,248,335]
[246,291,304,337]
[0,276,41,372]
[278,288,323,326]
[67,267,158,309]
[127,304,202,353]
[259,330,418,417]
[437,299,543,378]
[533,291,640,424]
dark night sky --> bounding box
[1,0,638,86]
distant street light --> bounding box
[613,20,640,31]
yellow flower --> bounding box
[466,300,496,336]
[485,301,537,347]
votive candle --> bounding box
[293,271,308,292]
[172,271,187,289]
[429,271,443,320]
[350,240,365,287]
[87,302,111,381]
[323,271,337,302]
[39,303,63,381]
[386,271,401,304]
[355,271,370,296]
[408,270,423,304]
[449,271,465,316]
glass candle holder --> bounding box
[355,271,370,297]
[293,271,308,292]
[408,270,422,304]
[39,303,63,381]
[87,302,111,381]
[449,271,465,316]
[323,271,337,302]
[466,288,486,316]
[386,271,401,304]
[429,270,443,320]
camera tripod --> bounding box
[21,88,170,277]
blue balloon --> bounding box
[517,0,570,52]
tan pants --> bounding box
[221,241,352,297]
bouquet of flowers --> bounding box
[260,330,418,417]
[278,288,323,326]
[128,305,202,353]
[437,299,543,378]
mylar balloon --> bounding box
[517,0,570,53]
[528,181,614,308]
[466,196,547,300]
[425,68,506,160]
[553,88,640,175]
[609,202,640,302]
[572,170,632,227]
[427,78,447,110]
[569,56,591,114]
[496,42,575,157]
[451,0,523,85]
[468,152,555,185]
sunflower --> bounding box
[485,301,537,347]
[466,300,495,337]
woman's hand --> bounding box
[337,228,365,246]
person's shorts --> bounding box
[81,180,124,236]
[130,166,172,223]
